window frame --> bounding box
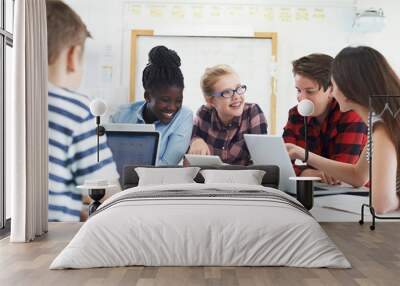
[0,0,14,233]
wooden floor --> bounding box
[0,222,399,286]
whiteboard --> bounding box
[133,35,274,127]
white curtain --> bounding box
[8,0,48,242]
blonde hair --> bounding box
[200,64,237,96]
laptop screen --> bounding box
[106,131,159,179]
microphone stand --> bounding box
[292,99,316,210]
[95,116,105,163]
[292,114,317,211]
[88,99,108,215]
[90,114,106,215]
[303,116,309,163]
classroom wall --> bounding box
[64,0,399,133]
[133,35,274,127]
[351,0,400,73]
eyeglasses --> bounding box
[210,85,247,98]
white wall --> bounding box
[134,36,273,126]
[350,0,400,72]
[64,0,399,134]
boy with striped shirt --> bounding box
[47,1,119,221]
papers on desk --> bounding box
[313,182,368,196]
[315,195,368,214]
[315,195,400,217]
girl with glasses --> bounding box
[188,64,268,165]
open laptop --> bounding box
[244,134,368,196]
[105,124,160,182]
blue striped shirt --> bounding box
[48,84,119,221]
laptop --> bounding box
[105,124,160,181]
[244,134,368,196]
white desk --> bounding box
[312,194,400,222]
[311,206,364,222]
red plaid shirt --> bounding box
[192,103,267,165]
[283,100,368,175]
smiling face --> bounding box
[145,86,183,124]
[206,73,245,124]
[294,74,332,118]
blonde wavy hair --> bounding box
[200,64,237,97]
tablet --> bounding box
[105,125,160,182]
[185,154,225,166]
[103,123,155,132]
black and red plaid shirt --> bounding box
[192,103,267,165]
[283,100,368,175]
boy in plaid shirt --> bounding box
[283,53,367,184]
[189,65,267,165]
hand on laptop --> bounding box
[189,138,211,155]
[286,143,305,161]
[301,169,340,185]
